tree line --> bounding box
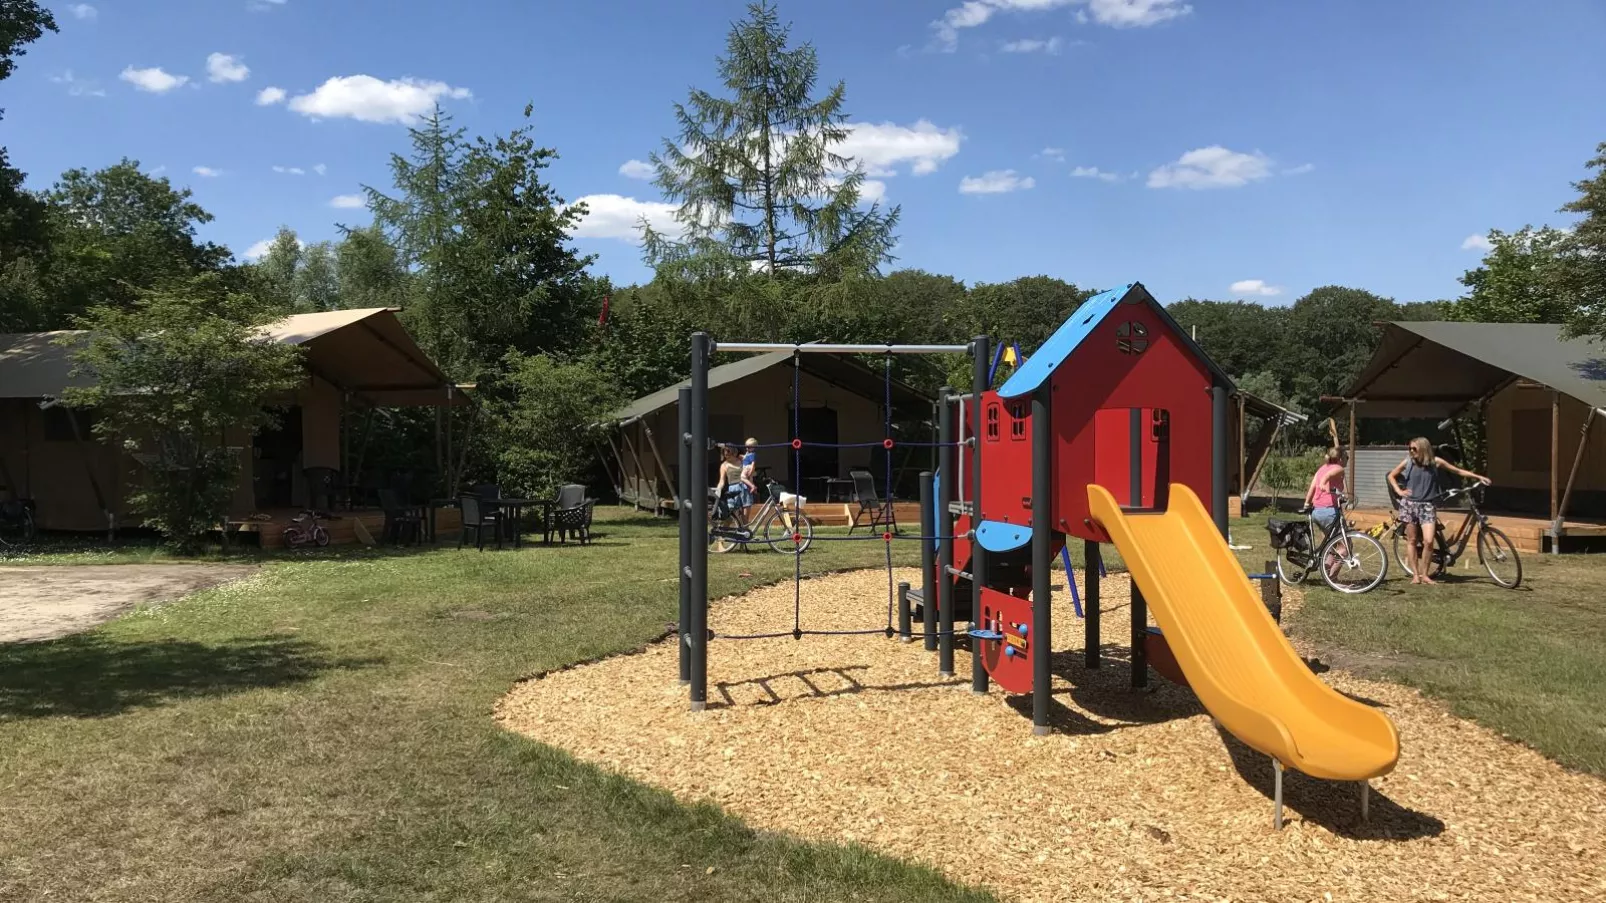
[2,1,1603,545]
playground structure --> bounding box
[676,283,1401,827]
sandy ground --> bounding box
[499,568,1606,903]
[0,564,258,643]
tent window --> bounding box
[43,408,95,443]
[1509,408,1551,473]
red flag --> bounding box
[598,295,610,328]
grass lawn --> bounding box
[0,511,994,902]
[1232,511,1606,776]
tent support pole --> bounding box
[640,418,677,516]
[1551,391,1561,554]
[619,426,650,512]
[1347,401,1357,499]
[1554,398,1596,553]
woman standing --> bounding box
[1388,437,1491,585]
[1303,447,1347,531]
[714,444,754,529]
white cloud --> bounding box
[51,70,105,97]
[272,165,307,175]
[1037,146,1066,162]
[256,85,287,105]
[206,52,249,84]
[858,179,888,203]
[68,4,97,21]
[313,163,327,176]
[1001,36,1063,53]
[1071,165,1122,182]
[1147,146,1273,190]
[192,166,222,178]
[1230,279,1282,297]
[568,194,680,241]
[248,0,288,9]
[330,194,366,209]
[932,0,1188,50]
[119,65,189,94]
[959,169,1035,194]
[241,234,305,261]
[1283,162,1315,176]
[286,75,472,125]
[618,159,655,180]
[1462,233,1494,252]
[839,120,964,177]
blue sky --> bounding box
[6,0,1605,304]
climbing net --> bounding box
[710,350,973,642]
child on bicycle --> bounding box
[1389,437,1491,585]
[715,444,754,528]
[1303,447,1346,531]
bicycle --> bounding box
[1266,488,1389,594]
[1383,483,1522,588]
[281,509,331,548]
[709,479,814,555]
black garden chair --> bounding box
[552,483,595,544]
[459,494,504,551]
[378,488,424,546]
[847,469,898,535]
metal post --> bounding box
[937,391,956,676]
[1130,578,1148,688]
[677,387,692,686]
[920,470,937,652]
[1032,383,1053,735]
[1211,384,1229,539]
[897,582,912,642]
[970,336,991,695]
[1360,781,1370,822]
[1261,558,1282,622]
[689,333,711,711]
[1273,759,1285,830]
[1084,541,1101,668]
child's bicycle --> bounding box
[709,480,814,554]
[281,509,331,548]
[1266,489,1388,593]
[1377,483,1522,588]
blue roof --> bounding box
[997,281,1233,399]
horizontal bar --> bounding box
[945,566,974,581]
[713,342,973,355]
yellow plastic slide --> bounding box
[1088,483,1399,781]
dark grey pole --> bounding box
[970,337,991,695]
[689,332,711,711]
[1031,383,1053,735]
[1212,384,1229,539]
[1084,540,1100,669]
[677,387,692,686]
[937,390,956,674]
[1130,578,1148,688]
[919,470,936,650]
[897,582,912,642]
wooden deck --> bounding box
[1347,507,1606,554]
[229,507,463,549]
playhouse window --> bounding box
[985,403,1001,442]
[1008,402,1026,440]
[1116,321,1149,355]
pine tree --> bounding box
[645,1,897,279]
[1560,143,1606,340]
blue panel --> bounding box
[998,283,1144,399]
[975,519,1031,552]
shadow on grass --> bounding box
[0,634,382,720]
[1216,725,1444,840]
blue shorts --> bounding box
[1311,506,1338,530]
[723,485,754,509]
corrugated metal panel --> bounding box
[1352,446,1407,509]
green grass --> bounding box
[0,511,994,902]
[1233,510,1606,776]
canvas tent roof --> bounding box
[0,308,469,407]
[611,349,931,424]
[1342,321,1606,419]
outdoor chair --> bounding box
[552,483,595,544]
[458,494,504,551]
[378,488,424,546]
[303,467,343,512]
[847,469,898,535]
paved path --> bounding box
[0,565,258,643]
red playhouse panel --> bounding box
[977,392,1035,526]
[977,586,1036,694]
[1052,304,1213,542]
[1143,627,1189,687]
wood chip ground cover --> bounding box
[496,569,1606,902]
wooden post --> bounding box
[1347,401,1358,497]
[1557,407,1597,534]
[1551,390,1561,526]
[1237,394,1246,504]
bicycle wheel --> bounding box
[1392,525,1446,579]
[763,507,814,554]
[1276,548,1311,586]
[1477,526,1522,588]
[1320,531,1388,594]
[313,525,331,548]
[708,515,740,553]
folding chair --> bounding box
[847,469,898,535]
